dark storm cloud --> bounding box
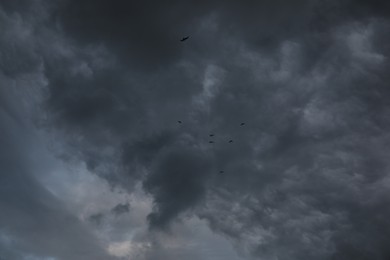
[111,203,130,216]
[0,0,34,14]
[56,0,330,70]
[2,0,390,259]
[47,0,390,241]
[144,147,212,228]
[54,0,390,71]
[88,213,105,225]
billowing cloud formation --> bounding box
[0,50,114,260]
[111,203,130,216]
[1,0,390,259]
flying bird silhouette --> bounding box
[229,140,233,143]
[178,120,182,124]
[209,141,214,144]
[209,134,214,137]
[219,170,224,174]
[240,122,245,126]
[180,36,189,42]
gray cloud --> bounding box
[1,0,390,259]
[111,203,130,216]
[0,94,116,260]
[0,5,117,259]
[88,213,105,226]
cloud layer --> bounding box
[1,0,390,259]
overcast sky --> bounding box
[1,0,390,259]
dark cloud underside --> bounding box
[1,0,390,259]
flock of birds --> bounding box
[178,36,246,174]
[177,119,246,174]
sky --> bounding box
[1,0,390,259]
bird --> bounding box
[209,134,214,137]
[209,141,214,144]
[180,36,189,42]
[178,120,182,124]
[219,170,224,174]
[229,140,233,143]
[240,122,245,126]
